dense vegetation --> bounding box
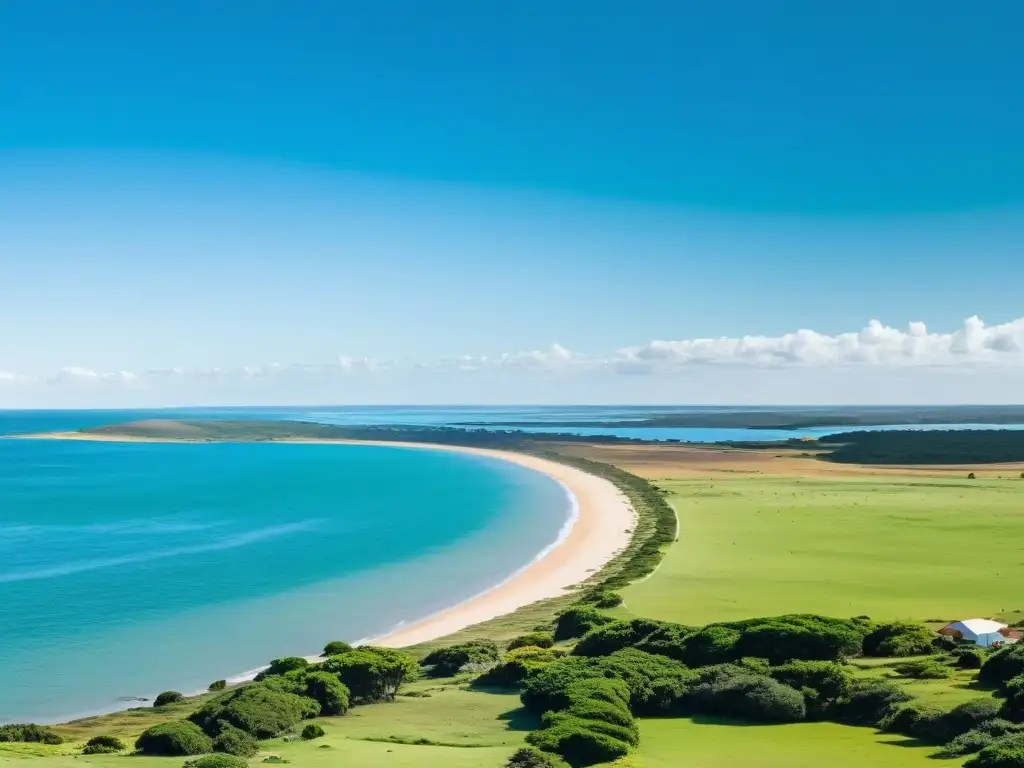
[822,429,1024,464]
[0,724,63,745]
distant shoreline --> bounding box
[20,430,637,652]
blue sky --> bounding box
[1,1,1023,405]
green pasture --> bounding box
[634,717,959,767]
[621,475,1024,625]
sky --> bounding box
[1,1,1023,406]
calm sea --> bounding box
[0,411,571,723]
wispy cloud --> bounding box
[3,317,1024,395]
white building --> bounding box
[939,619,1020,648]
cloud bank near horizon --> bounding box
[4,316,1024,406]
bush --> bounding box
[301,724,325,740]
[879,701,953,742]
[677,625,741,667]
[528,724,630,768]
[594,649,697,715]
[554,605,614,641]
[508,633,555,651]
[582,590,623,609]
[257,656,309,680]
[190,683,319,739]
[154,690,185,707]
[476,646,563,688]
[211,724,258,757]
[1000,675,1024,720]
[895,659,953,679]
[209,680,227,692]
[321,647,418,702]
[965,733,1024,767]
[301,671,351,715]
[957,649,989,670]
[863,622,936,657]
[322,640,352,656]
[421,640,500,677]
[183,756,249,768]
[939,729,999,758]
[687,673,806,723]
[945,698,1004,736]
[506,746,570,767]
[982,644,1024,689]
[729,615,866,664]
[832,679,913,726]
[521,659,610,714]
[0,724,63,745]
[770,660,853,716]
[81,735,125,754]
[136,721,213,756]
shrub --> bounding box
[832,679,913,726]
[0,724,63,744]
[211,724,258,757]
[508,633,555,651]
[939,729,999,758]
[879,701,953,743]
[770,660,853,716]
[301,724,325,740]
[322,640,352,656]
[945,698,1004,736]
[676,625,741,667]
[957,648,988,670]
[301,671,351,715]
[476,646,563,688]
[965,733,1024,767]
[729,615,865,664]
[528,724,630,768]
[582,590,623,609]
[209,680,227,692]
[863,622,936,657]
[321,647,418,702]
[895,659,953,679]
[136,721,213,756]
[183,755,249,768]
[594,648,697,715]
[257,656,309,680]
[1000,675,1024,720]
[981,644,1024,689]
[154,690,185,707]
[421,640,500,677]
[521,657,602,714]
[687,673,806,723]
[81,735,125,754]
[506,745,570,767]
[554,605,614,641]
[190,683,319,739]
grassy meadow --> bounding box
[620,474,1024,625]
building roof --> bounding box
[946,619,1008,636]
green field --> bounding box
[634,717,959,767]
[621,474,1024,625]
[0,680,530,768]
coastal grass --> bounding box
[634,717,958,767]
[620,474,1024,625]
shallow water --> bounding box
[0,433,569,723]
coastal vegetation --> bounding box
[821,429,1024,465]
[9,432,1024,767]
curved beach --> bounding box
[20,432,637,649]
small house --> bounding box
[939,619,1021,648]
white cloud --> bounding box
[615,316,1024,370]
[6,317,1024,406]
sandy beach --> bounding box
[20,432,637,649]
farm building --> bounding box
[939,619,1021,648]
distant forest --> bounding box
[456,405,1024,430]
[822,430,1024,465]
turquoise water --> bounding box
[0,432,570,723]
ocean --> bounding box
[0,411,572,723]
[3,406,1022,723]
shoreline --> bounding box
[17,431,637,685]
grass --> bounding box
[1,680,530,768]
[634,717,962,767]
[620,474,1024,625]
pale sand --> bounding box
[18,432,637,648]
